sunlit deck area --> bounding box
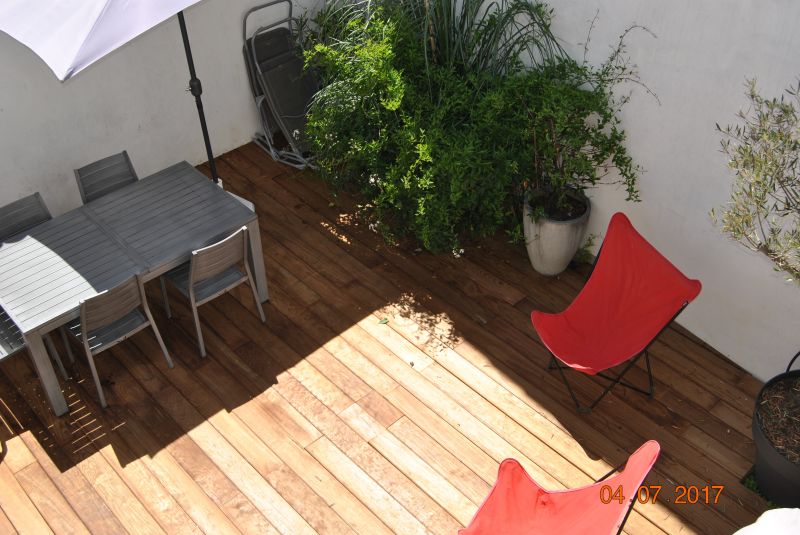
[0,144,770,534]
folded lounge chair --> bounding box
[460,440,661,535]
[243,0,318,169]
[532,213,702,412]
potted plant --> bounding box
[715,79,800,506]
[522,28,650,275]
[752,352,800,507]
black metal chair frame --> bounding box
[546,246,690,413]
[595,458,641,535]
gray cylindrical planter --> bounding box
[752,351,800,507]
[523,194,590,276]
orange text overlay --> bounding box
[599,485,725,505]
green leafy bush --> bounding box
[525,27,649,220]
[303,0,644,251]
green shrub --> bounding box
[303,0,645,251]
[524,34,646,221]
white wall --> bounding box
[0,0,319,216]
[2,0,798,380]
[545,0,800,380]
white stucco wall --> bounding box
[545,0,800,381]
[1,0,798,380]
[0,0,319,216]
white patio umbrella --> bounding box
[0,0,220,181]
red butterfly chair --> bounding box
[460,440,661,535]
[532,213,701,412]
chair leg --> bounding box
[160,277,172,319]
[594,451,645,535]
[548,356,591,413]
[247,277,266,323]
[615,499,638,535]
[150,323,174,369]
[190,304,206,358]
[84,350,107,409]
[43,333,69,381]
[547,352,652,413]
[644,351,654,398]
[141,300,174,370]
[595,353,653,398]
[58,326,75,363]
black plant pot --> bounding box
[752,351,800,507]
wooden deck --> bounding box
[0,143,769,534]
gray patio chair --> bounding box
[0,192,72,378]
[0,192,51,241]
[74,151,138,204]
[161,226,266,357]
[67,275,172,408]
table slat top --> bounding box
[0,210,141,333]
[87,162,256,273]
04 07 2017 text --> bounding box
[599,484,725,505]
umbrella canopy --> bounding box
[0,0,202,81]
[0,0,220,181]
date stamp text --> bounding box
[600,485,725,505]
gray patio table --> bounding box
[0,161,268,416]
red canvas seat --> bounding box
[532,213,701,411]
[460,440,661,535]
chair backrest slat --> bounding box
[0,192,51,241]
[75,151,138,204]
[190,227,248,283]
[80,276,142,333]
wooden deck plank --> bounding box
[307,436,427,534]
[710,399,753,439]
[112,338,309,535]
[0,359,134,535]
[58,347,249,535]
[0,461,54,534]
[14,462,90,535]
[130,312,357,535]
[155,310,395,535]
[275,373,463,534]
[233,400,394,535]
[0,504,18,535]
[355,390,403,429]
[17,433,128,535]
[200,286,463,534]
[2,435,36,473]
[388,416,491,505]
[72,443,166,535]
[94,441,204,535]
[369,429,477,526]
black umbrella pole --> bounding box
[178,11,219,183]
